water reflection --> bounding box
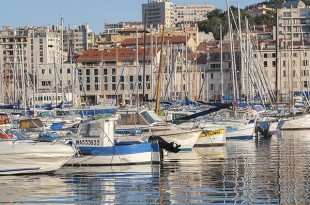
[1,132,310,204]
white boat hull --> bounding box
[0,140,76,175]
[198,122,255,140]
[225,123,255,139]
[195,129,226,146]
[68,151,160,165]
[278,114,310,130]
[149,129,201,151]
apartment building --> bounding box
[0,26,62,104]
[76,45,203,105]
[52,24,95,55]
[278,0,310,41]
[142,0,174,29]
[174,3,214,25]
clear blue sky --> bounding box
[1,0,260,33]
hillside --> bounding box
[198,0,309,40]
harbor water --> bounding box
[1,130,310,204]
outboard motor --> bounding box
[255,121,272,138]
[148,135,181,153]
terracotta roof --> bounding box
[121,36,187,46]
[77,48,158,63]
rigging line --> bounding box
[111,61,127,106]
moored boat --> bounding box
[0,134,76,175]
[66,115,163,166]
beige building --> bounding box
[0,26,63,105]
[277,0,310,41]
[52,24,95,55]
[174,3,214,25]
[76,45,203,105]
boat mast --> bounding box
[290,6,294,111]
[226,0,236,101]
[155,24,165,114]
[220,24,224,103]
[276,10,279,105]
[238,4,245,100]
[61,18,64,109]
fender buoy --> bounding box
[0,132,13,140]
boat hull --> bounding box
[67,142,161,165]
[277,114,310,130]
[152,129,201,151]
[195,129,226,147]
[0,140,76,175]
[225,123,255,140]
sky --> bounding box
[1,0,261,33]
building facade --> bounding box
[142,0,174,29]
[174,3,214,25]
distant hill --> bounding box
[246,0,310,10]
[198,0,309,40]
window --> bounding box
[104,69,108,75]
[272,61,276,67]
[283,70,286,77]
[95,84,99,90]
[87,77,90,83]
[210,84,214,90]
[210,73,214,79]
[264,61,268,67]
[86,69,90,75]
[303,60,308,66]
[264,54,268,58]
[112,76,116,82]
[42,81,51,86]
[94,69,98,75]
[272,53,276,58]
[304,81,308,88]
[293,81,297,88]
[283,61,286,67]
[95,77,98,83]
[130,76,134,82]
[67,68,71,74]
[42,69,45,74]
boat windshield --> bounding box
[140,111,164,125]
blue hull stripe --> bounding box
[0,167,40,173]
[79,143,160,156]
[227,135,253,140]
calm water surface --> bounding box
[1,130,310,204]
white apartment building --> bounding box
[52,24,95,55]
[142,0,174,29]
[174,3,214,25]
[278,0,310,41]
